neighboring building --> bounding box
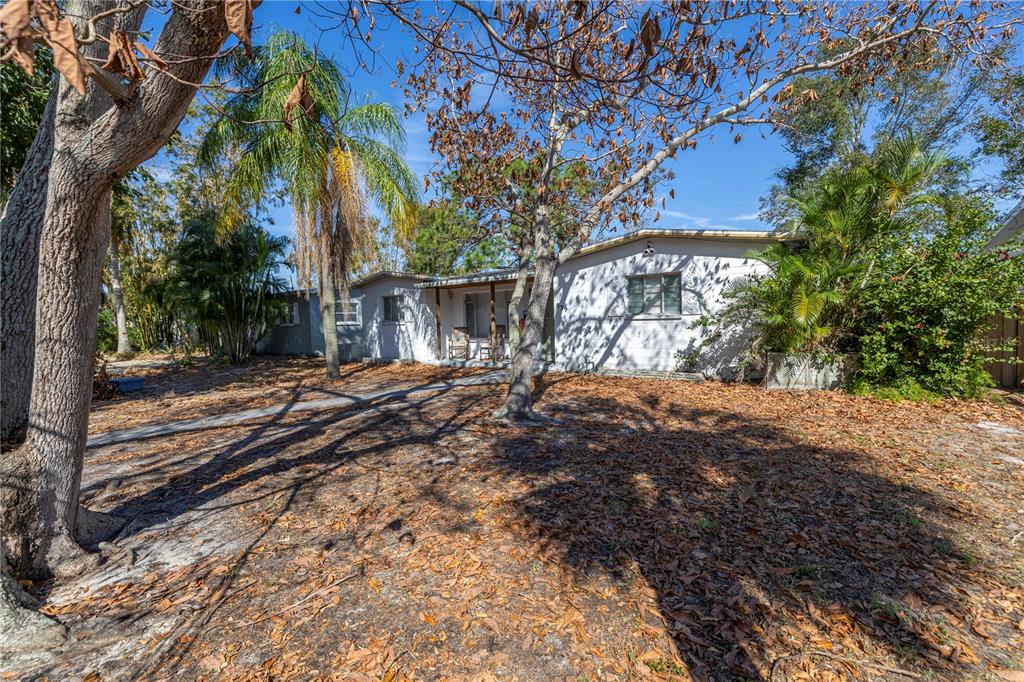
[989,197,1024,248]
[985,198,1024,389]
[260,229,781,377]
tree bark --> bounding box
[109,232,132,356]
[13,184,113,577]
[1,0,231,579]
[319,264,342,380]
[493,214,556,422]
[505,230,532,357]
[0,87,57,445]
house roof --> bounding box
[412,228,781,289]
[568,228,783,261]
[413,268,527,289]
[350,270,436,288]
[990,197,1024,248]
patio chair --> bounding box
[479,324,507,362]
[448,326,471,360]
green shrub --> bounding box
[724,134,1023,399]
[853,202,1023,398]
[850,377,942,403]
[95,308,118,355]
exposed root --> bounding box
[45,534,101,580]
[490,405,562,426]
[0,573,66,656]
[76,506,125,548]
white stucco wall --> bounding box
[553,236,769,376]
[359,277,436,362]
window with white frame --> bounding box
[627,274,682,315]
[383,295,404,322]
[335,300,361,326]
[277,301,299,327]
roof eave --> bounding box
[569,228,786,261]
[414,270,528,289]
[350,270,436,288]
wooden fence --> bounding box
[986,312,1023,389]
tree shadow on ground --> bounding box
[485,391,1004,681]
[94,356,379,407]
[48,378,1015,681]
[101,385,481,537]
[63,385,489,679]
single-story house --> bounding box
[260,228,782,377]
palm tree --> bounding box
[734,134,946,356]
[201,31,418,378]
[169,213,289,364]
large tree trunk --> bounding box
[493,220,556,422]
[319,259,342,380]
[10,184,113,577]
[0,88,56,445]
[1,0,231,580]
[109,233,132,356]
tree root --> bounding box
[45,533,101,580]
[0,572,66,656]
[490,405,562,426]
[76,506,125,548]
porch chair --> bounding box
[479,324,507,362]
[448,326,471,360]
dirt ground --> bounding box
[6,357,1024,681]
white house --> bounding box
[263,228,781,377]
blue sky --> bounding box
[144,1,1019,256]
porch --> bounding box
[417,270,554,365]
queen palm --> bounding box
[201,31,418,378]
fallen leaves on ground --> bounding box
[10,362,1023,681]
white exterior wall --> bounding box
[359,277,436,362]
[553,237,768,376]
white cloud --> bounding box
[657,208,737,231]
[731,212,761,221]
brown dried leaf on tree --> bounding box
[225,0,260,59]
[639,11,660,57]
[102,30,145,81]
[133,41,167,71]
[36,0,94,94]
[283,73,314,131]
[0,0,37,73]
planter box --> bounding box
[765,353,858,391]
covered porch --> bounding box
[417,270,554,365]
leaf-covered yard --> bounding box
[8,359,1024,681]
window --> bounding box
[277,301,299,327]
[627,274,682,315]
[464,295,477,337]
[383,295,404,322]
[335,300,360,326]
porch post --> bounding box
[489,282,497,346]
[434,287,442,357]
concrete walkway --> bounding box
[87,371,506,449]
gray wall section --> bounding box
[261,293,314,355]
[262,290,366,359]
